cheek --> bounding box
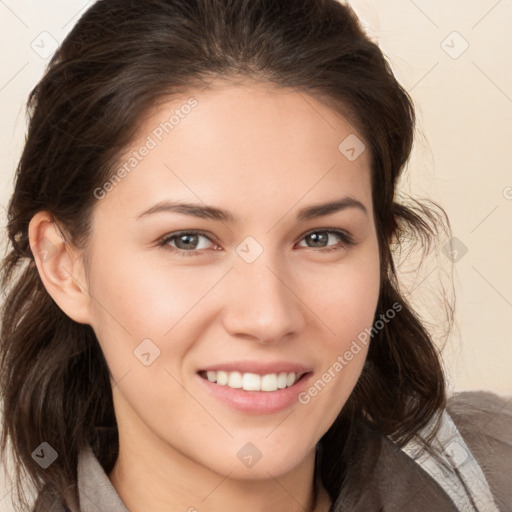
[87,251,221,334]
[311,247,381,346]
[85,253,231,386]
[297,272,377,435]
[301,246,379,411]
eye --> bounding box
[157,228,355,258]
[296,229,355,252]
[157,230,219,257]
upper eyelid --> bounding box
[159,228,354,249]
[298,227,353,240]
[159,230,219,246]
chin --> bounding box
[206,440,315,480]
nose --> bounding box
[221,253,306,345]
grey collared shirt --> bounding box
[77,445,129,512]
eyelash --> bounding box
[157,229,355,257]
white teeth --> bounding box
[242,373,261,391]
[217,371,228,385]
[228,371,243,388]
[202,370,300,391]
[277,372,288,389]
[261,373,277,391]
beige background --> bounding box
[0,0,511,509]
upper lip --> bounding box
[198,360,312,376]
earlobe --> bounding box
[28,211,91,325]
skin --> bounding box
[29,80,380,512]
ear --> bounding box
[28,211,92,324]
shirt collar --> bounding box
[77,444,129,512]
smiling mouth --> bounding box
[198,370,309,392]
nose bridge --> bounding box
[222,239,305,343]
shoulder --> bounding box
[447,389,512,421]
[447,390,512,447]
[446,390,512,511]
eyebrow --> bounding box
[136,196,368,223]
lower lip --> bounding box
[197,372,313,415]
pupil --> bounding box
[177,234,197,249]
[309,232,327,247]
[174,233,329,250]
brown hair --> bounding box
[1,0,452,510]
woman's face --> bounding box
[84,81,380,479]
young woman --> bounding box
[1,1,510,511]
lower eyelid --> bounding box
[159,229,354,254]
[161,232,216,251]
[296,230,355,250]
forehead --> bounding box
[99,80,372,220]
